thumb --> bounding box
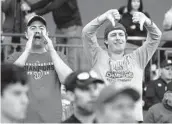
[140,19,144,31]
[108,15,115,27]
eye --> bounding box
[30,26,36,30]
[13,91,22,96]
[40,27,45,30]
[119,33,125,36]
[110,34,116,37]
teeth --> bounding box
[34,36,41,39]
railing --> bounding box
[1,33,172,65]
[1,33,172,120]
[1,33,172,80]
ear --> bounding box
[46,31,49,36]
[104,40,108,45]
[159,68,162,75]
[104,40,108,48]
[25,32,28,39]
[66,91,75,102]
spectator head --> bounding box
[163,82,172,107]
[104,22,127,53]
[1,63,29,123]
[160,59,172,80]
[95,85,140,123]
[127,0,143,12]
[64,70,105,115]
[25,15,48,49]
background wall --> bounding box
[43,0,172,36]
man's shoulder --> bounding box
[6,52,23,63]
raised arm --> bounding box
[82,9,120,65]
[14,32,34,67]
[29,0,68,16]
[132,12,162,69]
[42,33,73,84]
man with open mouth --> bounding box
[6,15,73,123]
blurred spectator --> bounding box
[62,70,105,123]
[144,82,172,123]
[118,5,128,15]
[27,0,86,71]
[1,63,29,123]
[163,6,172,31]
[159,6,172,61]
[144,59,172,110]
[1,0,30,53]
[6,15,72,123]
[95,85,140,123]
[119,0,150,46]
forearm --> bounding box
[133,20,162,69]
[82,15,107,65]
[50,50,73,83]
[82,14,107,41]
[29,0,50,13]
[14,50,30,67]
[33,0,67,15]
[2,0,11,12]
[144,19,162,42]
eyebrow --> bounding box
[110,32,125,35]
[30,25,45,28]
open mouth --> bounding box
[34,35,41,39]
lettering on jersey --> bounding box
[24,61,54,80]
[106,57,134,83]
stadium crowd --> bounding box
[1,0,172,123]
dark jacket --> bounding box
[2,0,26,33]
[120,12,150,46]
[144,78,168,109]
[29,0,82,29]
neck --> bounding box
[108,50,124,61]
[30,47,47,53]
[130,10,138,15]
[74,106,95,123]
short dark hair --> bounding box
[104,22,127,48]
[127,0,143,13]
[1,63,28,95]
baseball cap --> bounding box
[26,15,47,27]
[96,85,140,108]
[104,22,127,40]
[167,82,172,92]
[160,59,172,68]
[64,70,104,92]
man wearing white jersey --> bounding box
[82,9,162,122]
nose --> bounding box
[90,87,100,98]
[34,28,41,34]
[21,94,29,106]
[116,34,120,39]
